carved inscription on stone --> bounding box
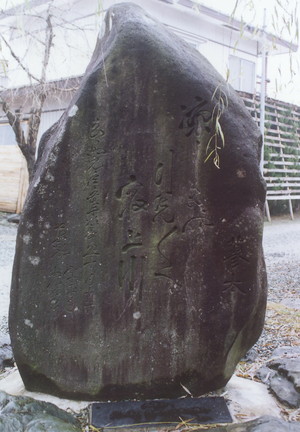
[82,115,107,311]
[10,2,267,401]
[48,114,107,319]
[223,236,249,295]
[179,96,212,141]
[116,175,148,220]
[116,175,148,305]
[183,187,213,232]
[50,223,69,258]
[153,149,177,281]
[155,226,177,281]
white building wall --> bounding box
[37,109,65,143]
[1,0,260,90]
[2,0,281,142]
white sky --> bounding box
[1,0,23,8]
[198,0,300,105]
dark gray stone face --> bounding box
[256,347,300,408]
[9,3,267,401]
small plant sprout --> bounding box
[204,85,228,169]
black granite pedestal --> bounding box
[89,397,232,429]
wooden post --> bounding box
[288,198,294,220]
[265,200,271,222]
[16,157,29,214]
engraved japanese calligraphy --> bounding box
[179,96,212,142]
[223,235,250,295]
[10,3,267,403]
[116,175,148,307]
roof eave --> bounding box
[161,0,298,54]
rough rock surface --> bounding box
[268,370,300,408]
[10,3,267,400]
[0,347,14,371]
[212,415,300,431]
[0,334,14,371]
[0,391,81,431]
[256,346,300,408]
[6,214,20,224]
[225,375,281,420]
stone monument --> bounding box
[9,3,267,401]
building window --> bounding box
[228,55,256,94]
[0,122,27,146]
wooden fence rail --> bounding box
[239,91,300,221]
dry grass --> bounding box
[235,301,300,422]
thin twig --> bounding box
[0,34,41,83]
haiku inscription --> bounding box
[10,2,267,403]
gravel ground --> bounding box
[0,211,299,351]
[263,214,300,308]
[0,214,18,337]
[251,213,300,362]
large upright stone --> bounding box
[9,3,267,401]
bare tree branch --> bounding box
[4,26,46,46]
[0,3,55,183]
[41,11,54,83]
[1,99,30,159]
[0,34,42,83]
[0,0,89,185]
[26,7,54,152]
